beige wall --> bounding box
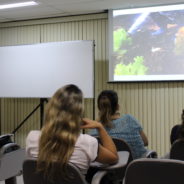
[0,13,184,156]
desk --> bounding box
[0,148,25,184]
[90,151,129,184]
[90,151,129,170]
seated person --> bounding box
[26,84,118,181]
[89,90,148,159]
[161,109,184,159]
[170,109,184,145]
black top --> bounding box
[170,125,181,145]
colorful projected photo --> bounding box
[109,5,184,81]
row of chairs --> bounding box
[109,136,184,161]
[22,137,158,184]
[22,137,184,184]
[2,135,184,184]
[124,138,184,184]
[23,137,132,184]
[23,155,184,184]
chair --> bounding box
[0,135,25,184]
[124,158,184,184]
[89,151,129,184]
[23,159,105,184]
[95,136,133,163]
[95,136,157,159]
[94,136,133,183]
[142,149,158,158]
[0,143,20,157]
[170,138,184,161]
[111,137,133,162]
[0,134,14,148]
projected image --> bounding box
[110,5,184,81]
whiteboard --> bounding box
[0,41,94,98]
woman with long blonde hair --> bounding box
[26,84,118,180]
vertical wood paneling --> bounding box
[146,83,152,148]
[0,14,184,157]
[164,83,169,153]
[151,83,156,150]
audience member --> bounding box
[170,109,184,145]
[26,84,118,180]
[161,109,184,159]
[89,90,148,159]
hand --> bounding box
[81,118,102,129]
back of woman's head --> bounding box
[97,90,118,128]
[37,84,83,179]
[179,109,184,138]
[44,84,83,124]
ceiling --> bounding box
[0,0,183,23]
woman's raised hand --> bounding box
[81,118,102,129]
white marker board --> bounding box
[0,41,94,98]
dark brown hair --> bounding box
[97,90,118,128]
[179,109,184,138]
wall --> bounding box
[0,13,184,156]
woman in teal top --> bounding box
[89,90,148,159]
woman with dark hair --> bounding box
[89,90,148,159]
[170,109,184,145]
[160,109,184,159]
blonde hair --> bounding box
[37,84,83,179]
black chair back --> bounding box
[124,158,184,184]
[111,137,133,162]
[94,136,133,181]
[143,150,158,158]
[95,136,133,162]
[23,159,88,184]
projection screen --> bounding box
[109,4,184,82]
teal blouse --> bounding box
[89,114,147,159]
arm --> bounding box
[140,130,148,146]
[128,114,148,147]
[82,118,118,164]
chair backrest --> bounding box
[170,138,184,160]
[142,149,158,158]
[95,136,133,163]
[0,134,13,149]
[111,137,133,162]
[23,159,88,184]
[94,136,133,182]
[0,143,20,156]
[124,158,184,184]
[0,144,25,180]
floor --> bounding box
[0,175,23,184]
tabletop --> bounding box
[90,151,130,170]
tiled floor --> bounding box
[0,175,23,184]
